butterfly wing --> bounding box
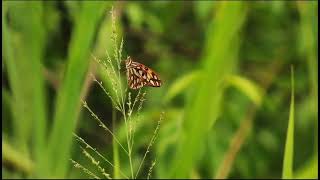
[135,63,161,87]
[126,60,162,89]
[144,68,162,87]
[127,67,147,89]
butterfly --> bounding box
[124,56,162,90]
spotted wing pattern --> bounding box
[125,58,162,90]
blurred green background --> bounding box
[2,1,318,179]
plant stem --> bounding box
[112,106,120,179]
[123,112,134,179]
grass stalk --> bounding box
[112,106,120,179]
[135,112,163,178]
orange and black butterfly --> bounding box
[125,56,162,90]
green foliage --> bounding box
[2,1,318,179]
[3,1,108,178]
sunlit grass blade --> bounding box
[47,2,107,177]
[282,66,295,179]
[163,70,201,104]
[226,75,264,106]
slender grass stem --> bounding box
[122,111,134,179]
[73,133,129,179]
[81,100,128,155]
[135,112,163,178]
[70,159,100,179]
[112,106,120,179]
[80,146,111,179]
[147,159,156,179]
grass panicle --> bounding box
[147,159,157,180]
[70,159,100,179]
[80,146,111,179]
[72,7,162,179]
[73,133,128,179]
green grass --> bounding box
[3,1,108,178]
[2,1,318,179]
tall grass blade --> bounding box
[47,2,107,177]
[282,66,295,179]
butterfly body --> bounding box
[125,57,162,89]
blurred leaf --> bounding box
[126,3,143,30]
[47,2,108,177]
[270,1,285,16]
[226,75,264,106]
[145,13,164,34]
[282,67,295,179]
[2,89,12,135]
[169,2,247,178]
[43,1,61,36]
[63,1,81,22]
[297,1,318,153]
[294,154,318,179]
[163,70,201,104]
[3,1,47,173]
[194,1,215,22]
[2,139,34,175]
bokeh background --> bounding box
[2,1,318,179]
